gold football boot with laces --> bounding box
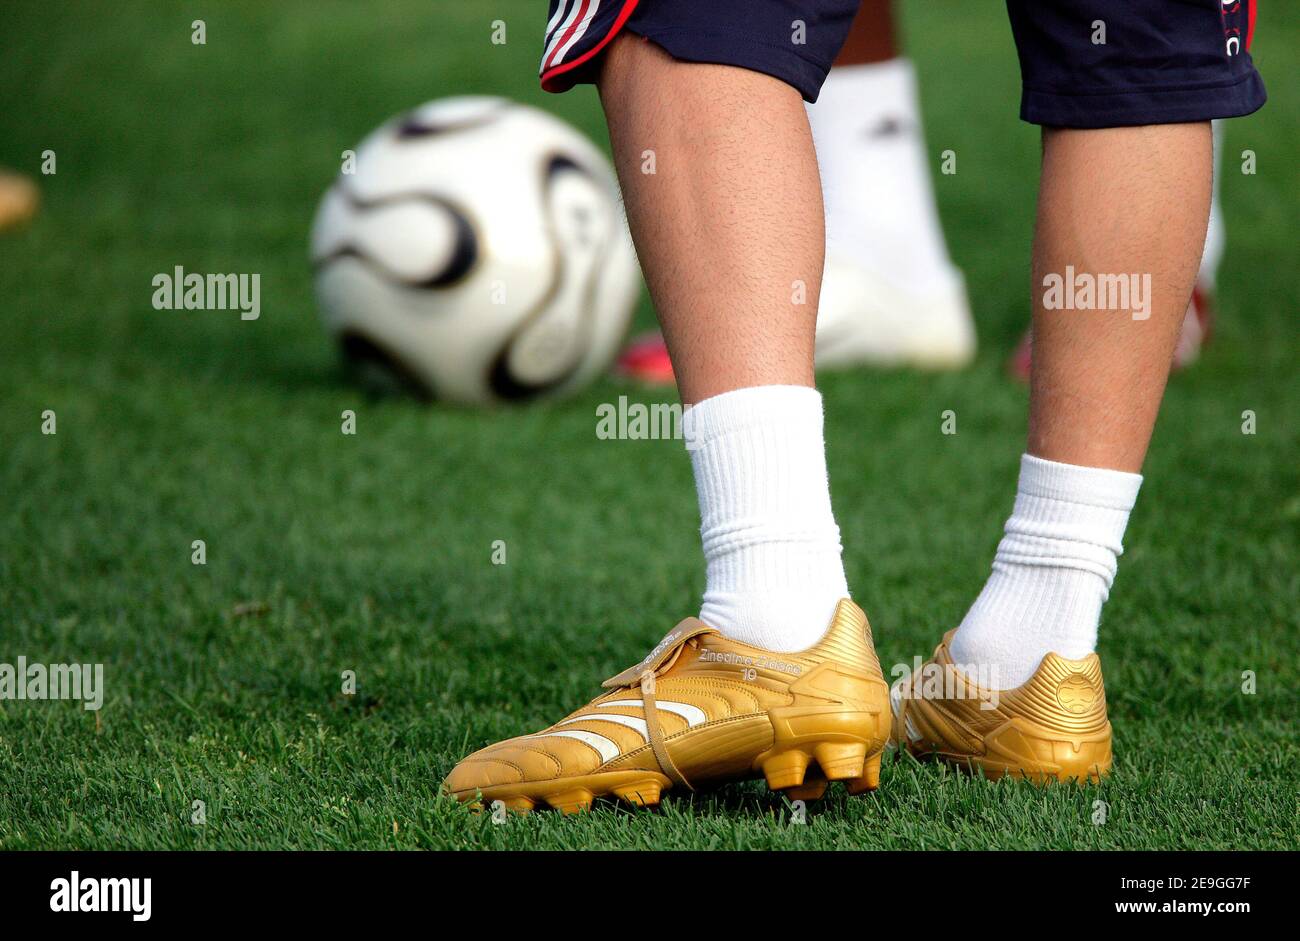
[444,599,891,812]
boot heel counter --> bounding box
[1054,655,1109,732]
[864,635,885,682]
[816,599,885,680]
[985,653,1112,781]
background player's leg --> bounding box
[1199,121,1227,293]
[614,0,971,384]
[833,0,899,64]
[951,123,1213,686]
[808,0,974,368]
[597,35,848,651]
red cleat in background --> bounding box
[614,330,677,386]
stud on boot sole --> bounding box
[544,788,594,814]
[814,742,869,781]
[761,749,810,791]
[846,752,883,794]
[784,772,828,801]
[612,780,662,807]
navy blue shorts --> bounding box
[539,0,1265,127]
[540,0,860,102]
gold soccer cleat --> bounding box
[444,600,891,813]
[891,630,1112,783]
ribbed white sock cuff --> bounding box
[686,385,848,652]
[1017,453,1143,510]
[998,455,1143,591]
[685,385,839,544]
[685,384,826,449]
[952,454,1144,686]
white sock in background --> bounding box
[1199,119,1226,288]
[685,385,848,653]
[807,58,959,297]
[949,454,1143,688]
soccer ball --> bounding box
[310,96,640,405]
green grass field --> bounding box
[0,1,1296,850]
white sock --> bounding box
[1199,120,1226,288]
[685,385,848,652]
[949,454,1143,689]
[807,58,959,297]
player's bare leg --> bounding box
[895,124,1214,782]
[956,123,1211,678]
[1009,122,1225,381]
[596,32,858,647]
[832,0,898,64]
[1026,124,1211,472]
[0,169,40,233]
[615,0,974,382]
[598,36,821,404]
[444,28,892,811]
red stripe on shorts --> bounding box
[544,0,594,71]
[541,0,641,90]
